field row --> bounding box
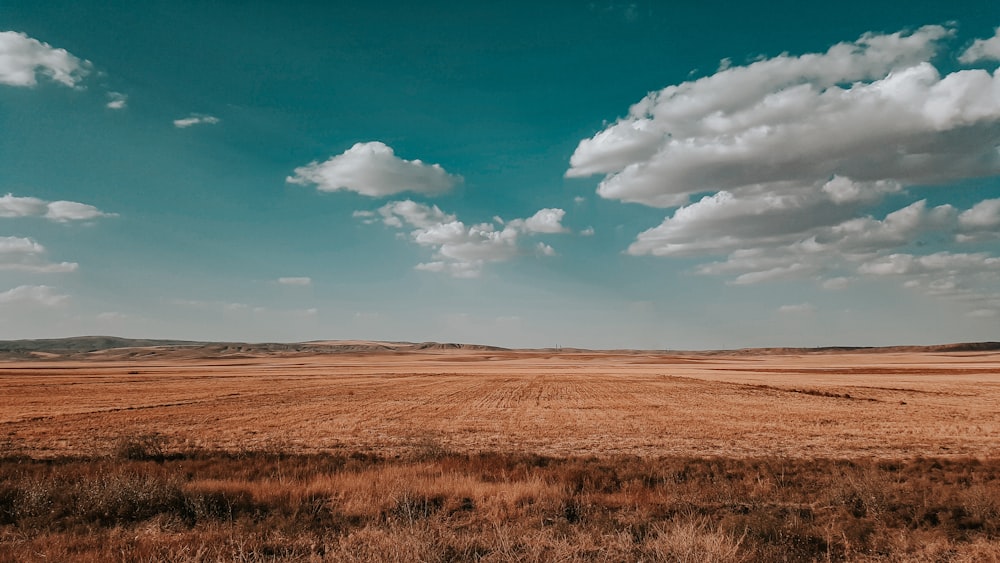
[2,350,998,459]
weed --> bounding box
[114,432,167,461]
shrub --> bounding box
[113,433,167,461]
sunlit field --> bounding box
[2,346,999,561]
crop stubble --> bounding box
[1,349,998,459]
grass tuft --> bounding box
[1,452,999,560]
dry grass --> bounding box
[1,349,998,458]
[2,348,999,560]
[1,451,998,561]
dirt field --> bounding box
[3,347,998,459]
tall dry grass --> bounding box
[1,444,998,561]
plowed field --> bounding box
[3,349,998,458]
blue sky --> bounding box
[1,1,999,348]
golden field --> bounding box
[2,346,999,459]
[1,344,999,561]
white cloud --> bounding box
[696,244,819,280]
[958,198,1000,230]
[360,200,568,277]
[0,194,47,217]
[959,27,1000,64]
[0,235,44,255]
[580,226,595,236]
[278,276,312,286]
[0,193,115,222]
[536,242,557,256]
[173,114,220,128]
[627,179,915,258]
[287,142,462,197]
[568,26,988,205]
[571,24,1000,320]
[371,200,453,229]
[0,31,89,87]
[684,196,999,287]
[858,252,1000,277]
[0,236,78,273]
[856,252,1000,318]
[732,263,812,285]
[0,285,68,307]
[507,208,569,234]
[414,260,482,279]
[825,199,956,253]
[0,261,77,273]
[573,63,1000,207]
[106,92,127,109]
[45,200,116,222]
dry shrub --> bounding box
[114,432,168,461]
[1,452,999,561]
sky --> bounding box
[1,1,999,349]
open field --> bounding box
[1,346,999,458]
[2,344,1000,561]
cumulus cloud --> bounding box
[959,27,1000,63]
[0,235,44,255]
[367,200,453,228]
[0,236,78,273]
[106,91,127,109]
[0,194,47,217]
[958,198,1000,230]
[288,142,462,197]
[571,24,1000,318]
[278,276,312,286]
[627,178,900,257]
[858,252,1000,277]
[0,285,68,307]
[507,208,569,234]
[173,114,220,128]
[359,200,568,277]
[567,25,1000,207]
[686,195,1000,295]
[0,31,89,87]
[881,258,1000,318]
[0,193,116,222]
[536,242,557,256]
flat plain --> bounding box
[2,345,999,458]
[3,343,1000,561]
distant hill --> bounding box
[0,336,509,360]
[705,342,1000,355]
[0,336,203,354]
[0,336,996,360]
